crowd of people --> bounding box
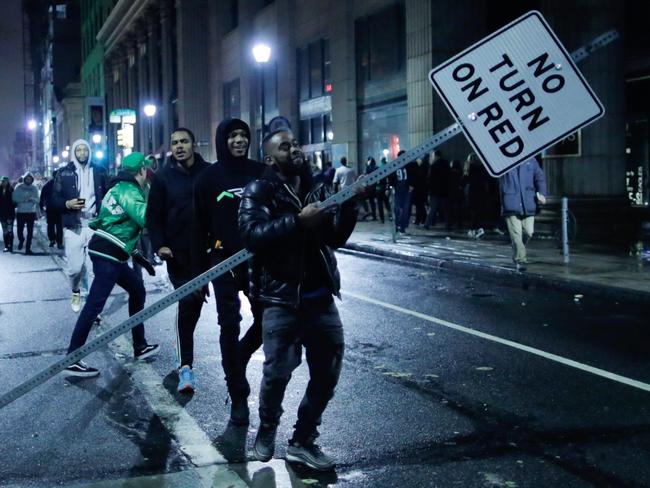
[2,119,365,472]
[2,119,546,471]
[312,148,547,270]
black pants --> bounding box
[1,217,14,250]
[211,255,263,401]
[375,189,390,223]
[16,213,36,251]
[167,250,204,369]
[68,255,147,353]
[259,301,344,444]
[46,211,63,246]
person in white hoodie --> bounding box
[51,139,109,311]
[12,172,39,255]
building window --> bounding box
[227,0,239,32]
[223,79,241,119]
[311,115,324,144]
[297,38,332,101]
[55,4,67,19]
[300,119,311,145]
[298,47,309,101]
[356,4,405,82]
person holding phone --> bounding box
[51,139,108,312]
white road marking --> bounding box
[39,232,304,487]
[344,291,650,394]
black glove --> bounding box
[132,250,155,276]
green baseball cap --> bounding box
[122,152,149,172]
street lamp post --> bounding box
[26,119,37,170]
[143,104,157,154]
[252,44,271,153]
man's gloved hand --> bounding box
[132,250,155,276]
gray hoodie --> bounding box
[12,172,40,214]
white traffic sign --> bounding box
[429,11,604,176]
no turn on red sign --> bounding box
[429,11,604,176]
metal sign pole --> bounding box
[0,28,619,410]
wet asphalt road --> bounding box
[0,226,649,488]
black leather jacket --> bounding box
[239,168,357,308]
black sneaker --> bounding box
[49,241,55,247]
[134,344,160,360]
[17,241,23,250]
[286,441,336,471]
[64,360,99,378]
[230,399,250,426]
[253,423,277,462]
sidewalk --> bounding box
[344,220,650,300]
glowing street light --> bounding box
[52,155,60,164]
[95,150,104,160]
[252,44,271,63]
[143,104,157,152]
[143,104,157,117]
[92,133,102,144]
[27,119,37,131]
[62,150,69,159]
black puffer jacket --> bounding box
[239,167,357,308]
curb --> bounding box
[342,241,650,303]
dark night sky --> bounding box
[0,0,26,177]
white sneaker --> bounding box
[475,228,485,238]
[71,292,82,313]
[467,229,476,238]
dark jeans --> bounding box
[16,213,36,251]
[426,195,449,228]
[211,256,263,401]
[67,255,147,354]
[167,250,204,369]
[375,189,390,222]
[1,217,14,249]
[259,301,344,443]
[394,188,411,231]
[46,211,63,246]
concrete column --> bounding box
[160,0,174,144]
[239,0,258,154]
[147,8,161,152]
[176,0,211,155]
[329,1,358,169]
[276,0,298,133]
[126,38,138,115]
[207,1,224,158]
[405,0,433,149]
[136,26,148,151]
[429,0,487,160]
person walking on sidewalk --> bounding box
[363,157,378,221]
[498,155,547,272]
[332,157,356,192]
[1,176,15,253]
[375,157,391,224]
[464,153,490,238]
[12,172,39,255]
[147,128,210,391]
[391,150,414,233]
[240,128,359,471]
[411,156,429,226]
[425,150,450,230]
[51,139,109,312]
[191,118,265,419]
[40,173,63,249]
[64,152,159,377]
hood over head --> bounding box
[215,118,251,165]
[71,139,92,166]
[22,171,34,184]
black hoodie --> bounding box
[192,118,265,275]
